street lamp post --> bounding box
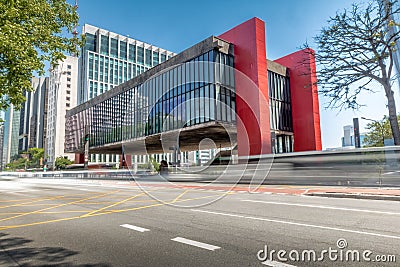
[361,117,385,146]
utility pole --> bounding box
[84,125,89,169]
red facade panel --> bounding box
[274,49,322,151]
[219,17,272,156]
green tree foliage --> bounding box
[363,115,400,147]
[6,157,28,170]
[0,0,82,110]
[54,156,73,170]
[308,0,400,145]
[6,148,45,169]
[27,147,44,167]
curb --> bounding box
[305,192,400,201]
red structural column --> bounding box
[219,17,272,156]
[274,49,322,151]
[120,154,132,168]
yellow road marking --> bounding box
[0,190,120,223]
[0,191,232,231]
[81,192,146,217]
[172,190,190,203]
[93,192,234,215]
[17,204,61,206]
[0,196,67,209]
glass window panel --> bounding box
[185,62,190,87]
[129,44,136,62]
[100,35,109,55]
[210,84,216,120]
[113,61,117,84]
[120,41,127,60]
[145,49,152,67]
[123,62,127,82]
[88,53,94,79]
[99,56,104,81]
[137,46,144,64]
[161,53,166,63]
[94,54,99,80]
[85,33,96,52]
[199,87,205,123]
[153,51,159,66]
[181,63,186,85]
[104,58,109,83]
[110,38,118,57]
[109,58,114,84]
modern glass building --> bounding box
[66,18,322,165]
[78,24,176,104]
[66,37,236,160]
[2,106,21,164]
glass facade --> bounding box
[66,49,235,153]
[79,26,175,105]
[268,70,293,153]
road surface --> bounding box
[0,178,399,266]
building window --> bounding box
[100,35,109,55]
[129,44,136,62]
[67,84,71,88]
[66,103,70,107]
[137,46,144,64]
[120,41,127,60]
[110,38,118,58]
[67,77,71,82]
[67,90,70,94]
[67,71,71,76]
[88,53,94,79]
[145,49,152,67]
[66,97,70,101]
[67,65,71,69]
[85,33,96,52]
[153,51,159,66]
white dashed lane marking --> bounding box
[120,224,150,232]
[171,237,220,251]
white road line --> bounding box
[262,260,297,267]
[120,224,150,233]
[171,237,220,251]
[241,199,400,216]
[191,209,400,240]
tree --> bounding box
[307,0,400,145]
[6,157,28,170]
[0,0,81,110]
[363,115,400,146]
[27,147,44,167]
[54,156,73,170]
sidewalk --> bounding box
[99,180,400,201]
[303,187,400,201]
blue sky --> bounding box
[73,0,399,149]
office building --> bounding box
[18,77,49,152]
[46,56,78,168]
[341,125,366,147]
[2,105,21,164]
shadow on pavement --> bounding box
[0,233,110,267]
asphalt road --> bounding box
[0,178,399,266]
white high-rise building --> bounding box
[46,56,78,168]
